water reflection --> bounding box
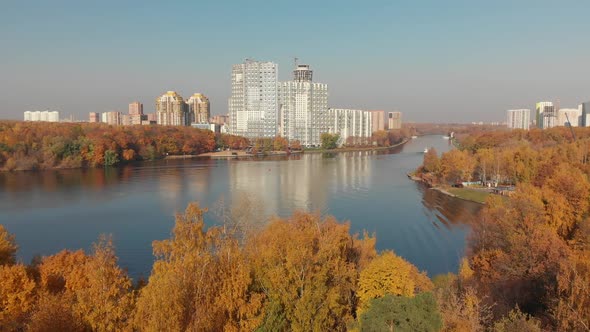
[0,136,480,278]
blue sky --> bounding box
[1,0,589,122]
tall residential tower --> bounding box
[278,64,328,146]
[156,91,189,126]
[229,60,278,138]
[186,93,210,124]
[506,109,530,130]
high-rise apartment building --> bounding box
[506,109,530,130]
[89,112,100,123]
[388,111,402,130]
[536,101,555,129]
[557,108,581,127]
[101,111,121,125]
[186,93,210,124]
[127,102,146,125]
[24,110,60,122]
[129,102,143,115]
[278,64,328,146]
[229,59,278,138]
[156,91,189,126]
[369,110,386,132]
[327,108,373,145]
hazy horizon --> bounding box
[1,0,590,122]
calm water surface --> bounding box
[0,135,481,279]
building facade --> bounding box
[388,111,402,130]
[24,110,59,122]
[327,108,373,145]
[369,110,385,132]
[278,64,328,146]
[186,93,210,124]
[210,114,229,125]
[536,101,555,129]
[557,108,581,127]
[156,91,189,126]
[506,109,530,130]
[89,112,101,123]
[129,102,143,115]
[229,59,278,138]
[101,111,121,125]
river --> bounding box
[0,135,481,279]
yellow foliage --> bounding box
[0,225,17,266]
[357,251,433,313]
[0,264,36,330]
[38,249,89,293]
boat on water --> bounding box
[442,136,450,140]
[411,135,418,139]
[423,148,429,153]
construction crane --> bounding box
[565,112,577,141]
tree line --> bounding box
[0,121,221,171]
[416,126,590,330]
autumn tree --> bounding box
[0,264,36,331]
[248,212,375,331]
[357,251,433,313]
[134,203,263,331]
[0,225,17,265]
[422,148,439,173]
[492,307,542,332]
[74,235,134,332]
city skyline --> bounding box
[2,1,590,122]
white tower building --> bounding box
[506,109,531,130]
[278,64,328,147]
[229,59,278,138]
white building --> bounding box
[536,101,555,129]
[24,110,59,122]
[506,109,530,130]
[278,64,329,147]
[229,59,278,138]
[557,108,581,127]
[579,102,590,127]
[327,108,373,146]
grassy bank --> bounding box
[446,187,490,204]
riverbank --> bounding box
[303,138,409,154]
[407,174,489,204]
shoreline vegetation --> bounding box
[0,120,411,171]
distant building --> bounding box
[127,101,146,125]
[369,110,386,132]
[89,112,101,123]
[506,109,530,130]
[327,108,373,145]
[278,64,328,146]
[536,101,555,129]
[101,111,121,125]
[388,111,402,130]
[186,93,210,124]
[557,108,581,127]
[229,59,278,138]
[580,102,590,127]
[156,91,189,126]
[129,101,143,116]
[24,110,59,122]
[210,114,229,125]
[146,113,157,122]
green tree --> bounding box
[359,293,442,332]
[320,133,340,149]
[103,149,119,166]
